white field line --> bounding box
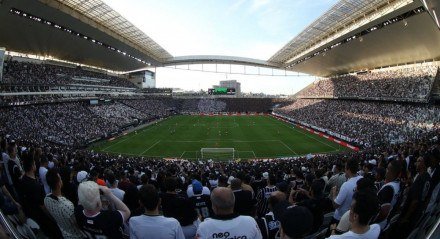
[138,140,161,156]
[269,117,338,150]
[278,140,298,155]
[180,151,186,158]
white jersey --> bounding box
[379,181,400,207]
[196,215,262,239]
[334,176,362,220]
[327,224,380,239]
[129,215,185,239]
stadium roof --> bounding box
[0,0,439,76]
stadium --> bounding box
[0,0,439,238]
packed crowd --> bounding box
[0,127,438,239]
[2,60,137,88]
[178,98,273,113]
[275,99,440,147]
[90,103,149,127]
[298,65,439,101]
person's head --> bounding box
[416,156,429,173]
[140,173,149,185]
[218,175,228,187]
[349,191,379,226]
[192,180,203,194]
[355,178,376,193]
[375,167,386,181]
[139,184,160,212]
[230,178,242,191]
[23,157,36,174]
[310,180,324,198]
[40,157,48,167]
[268,174,277,186]
[107,172,117,187]
[78,181,101,212]
[345,158,359,176]
[268,191,286,211]
[46,168,62,191]
[280,206,313,239]
[211,187,235,215]
[386,160,402,181]
[334,162,344,173]
[164,177,178,192]
[7,144,16,158]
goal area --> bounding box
[200,148,235,161]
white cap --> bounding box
[76,171,88,183]
[368,159,377,166]
[227,176,235,185]
[262,172,269,179]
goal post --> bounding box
[200,148,235,161]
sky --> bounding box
[103,0,339,94]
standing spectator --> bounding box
[231,178,254,216]
[257,174,278,217]
[107,171,125,201]
[328,191,380,239]
[327,163,346,194]
[331,159,362,224]
[129,184,185,239]
[75,181,130,239]
[196,187,262,239]
[20,157,62,238]
[39,158,50,194]
[189,180,213,221]
[279,206,314,239]
[44,168,84,239]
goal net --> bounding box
[200,148,235,161]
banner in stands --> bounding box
[0,48,5,82]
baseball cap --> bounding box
[280,206,313,238]
[192,180,203,194]
[262,172,269,179]
[227,176,235,185]
[76,171,89,183]
[368,159,377,166]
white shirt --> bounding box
[187,185,211,198]
[44,195,84,239]
[110,187,125,201]
[327,224,380,239]
[334,176,362,220]
[129,215,185,239]
[196,215,262,239]
[39,166,50,194]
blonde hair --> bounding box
[78,181,101,211]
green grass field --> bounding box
[90,115,348,160]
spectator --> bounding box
[44,168,84,239]
[331,159,362,224]
[129,184,185,239]
[328,191,380,239]
[39,157,50,194]
[257,174,278,217]
[196,187,262,239]
[231,178,254,216]
[279,206,314,239]
[75,181,130,238]
[189,180,213,221]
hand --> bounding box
[98,186,111,196]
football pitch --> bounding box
[90,115,348,160]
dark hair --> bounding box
[352,191,379,225]
[23,157,35,173]
[268,174,277,185]
[140,173,149,185]
[346,158,359,174]
[164,177,178,192]
[139,184,160,211]
[46,168,60,190]
[356,178,376,193]
[376,167,386,180]
[107,172,116,185]
[310,180,324,198]
[388,160,402,179]
[280,206,313,238]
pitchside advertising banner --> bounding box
[0,48,5,82]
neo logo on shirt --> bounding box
[212,232,247,239]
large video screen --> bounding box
[208,88,235,95]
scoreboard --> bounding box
[208,87,236,95]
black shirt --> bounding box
[189,194,213,220]
[160,192,197,226]
[19,175,45,219]
[74,205,124,239]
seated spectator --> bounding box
[75,181,130,239]
[196,187,262,239]
[129,184,185,239]
[279,206,314,239]
[328,191,380,239]
[44,168,84,239]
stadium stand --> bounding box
[298,64,439,102]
